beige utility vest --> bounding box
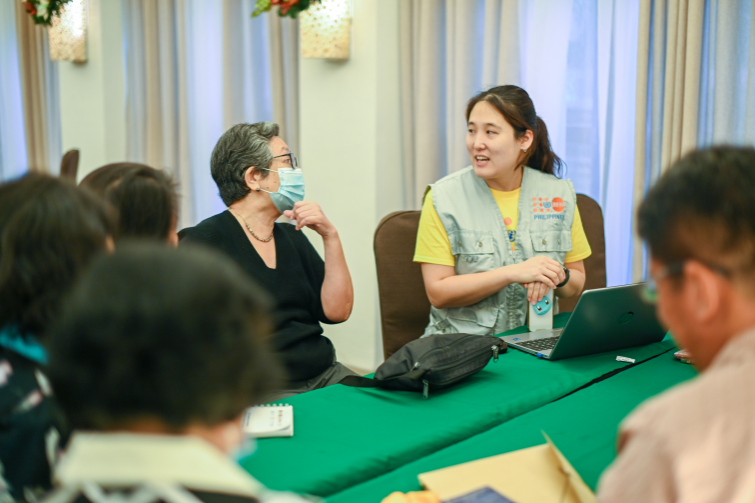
[422,166,577,337]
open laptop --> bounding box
[500,283,666,360]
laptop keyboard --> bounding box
[515,336,560,351]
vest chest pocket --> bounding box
[449,230,497,275]
[530,230,571,262]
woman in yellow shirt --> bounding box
[414,86,591,336]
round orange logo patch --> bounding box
[552,197,565,212]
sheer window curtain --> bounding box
[15,3,62,174]
[632,0,755,281]
[0,1,28,180]
[400,0,640,287]
[698,0,755,146]
[0,1,61,181]
[123,0,299,227]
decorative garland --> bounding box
[22,0,72,26]
[252,0,321,19]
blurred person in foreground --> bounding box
[597,146,755,502]
[79,162,142,195]
[80,163,179,245]
[179,123,355,396]
[43,244,306,503]
[0,174,114,501]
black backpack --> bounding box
[339,333,506,398]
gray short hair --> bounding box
[210,122,280,206]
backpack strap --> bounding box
[337,368,426,388]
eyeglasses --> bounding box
[272,152,299,169]
[642,260,732,304]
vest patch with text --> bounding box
[532,197,566,220]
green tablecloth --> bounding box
[241,314,676,498]
[327,351,697,503]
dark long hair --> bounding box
[0,174,115,337]
[466,85,564,177]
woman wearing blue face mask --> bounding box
[179,122,355,398]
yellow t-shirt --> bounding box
[413,187,592,266]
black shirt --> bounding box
[179,211,336,382]
[0,343,66,502]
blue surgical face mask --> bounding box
[231,435,258,463]
[258,167,305,213]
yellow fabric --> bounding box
[414,188,592,266]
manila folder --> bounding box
[418,434,595,503]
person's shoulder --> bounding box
[276,221,297,234]
[523,168,575,209]
[621,364,744,443]
[0,348,38,412]
[622,381,692,434]
[432,166,475,188]
[524,167,571,186]
[192,489,308,503]
[275,222,299,241]
[179,212,233,244]
[187,211,232,233]
[276,223,315,249]
[189,489,262,503]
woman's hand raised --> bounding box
[284,201,337,238]
[507,256,565,290]
[284,202,352,322]
[524,281,551,305]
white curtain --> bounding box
[123,0,299,227]
[632,0,755,281]
[0,1,61,181]
[0,0,29,180]
[14,2,61,174]
[401,0,640,287]
[698,0,755,146]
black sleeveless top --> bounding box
[179,211,336,382]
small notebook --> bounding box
[243,404,294,438]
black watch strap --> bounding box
[556,266,570,288]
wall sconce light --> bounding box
[300,0,351,60]
[48,0,87,62]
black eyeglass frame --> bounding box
[642,259,732,304]
[272,153,299,169]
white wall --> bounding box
[300,0,404,371]
[55,0,405,371]
[58,0,126,181]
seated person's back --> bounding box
[597,146,755,502]
[0,174,114,501]
[43,244,305,503]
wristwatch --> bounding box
[556,266,570,288]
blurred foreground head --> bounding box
[638,145,755,369]
[47,244,282,448]
[0,173,114,337]
[81,163,179,244]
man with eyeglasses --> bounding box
[597,146,755,502]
